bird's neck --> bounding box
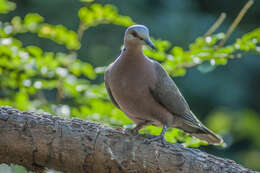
[121,44,144,59]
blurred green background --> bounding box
[0,0,260,172]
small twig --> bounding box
[218,0,254,48]
[77,22,87,42]
[77,1,94,42]
[186,13,226,57]
[69,1,94,54]
[204,12,226,37]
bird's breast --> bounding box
[109,60,156,116]
[110,68,149,101]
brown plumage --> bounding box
[105,25,223,145]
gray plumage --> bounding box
[105,25,223,144]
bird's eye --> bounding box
[131,31,144,40]
[131,31,138,37]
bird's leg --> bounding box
[124,122,146,136]
[145,125,168,146]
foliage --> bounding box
[144,30,260,77]
[0,0,260,150]
[78,4,134,28]
[0,0,15,14]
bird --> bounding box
[104,24,223,145]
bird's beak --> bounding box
[144,38,156,50]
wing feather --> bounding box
[150,61,204,128]
[150,61,191,117]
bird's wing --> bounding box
[104,67,121,109]
[150,61,201,128]
[150,61,223,144]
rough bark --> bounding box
[0,106,258,173]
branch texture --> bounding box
[0,106,258,173]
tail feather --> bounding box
[190,126,223,144]
[175,112,223,144]
[184,112,223,144]
[177,117,223,144]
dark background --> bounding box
[1,0,260,171]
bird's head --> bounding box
[124,25,156,50]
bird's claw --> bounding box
[144,135,168,147]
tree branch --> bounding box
[0,106,258,173]
[218,0,254,48]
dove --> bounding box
[104,25,223,145]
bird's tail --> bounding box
[178,112,223,145]
[190,125,223,145]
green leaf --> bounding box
[38,24,80,50]
[0,0,16,14]
[78,4,134,28]
[24,13,44,31]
